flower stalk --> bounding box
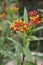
[21,54,25,65]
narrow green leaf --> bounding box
[33,26,43,32]
[24,61,37,65]
[1,21,8,43]
[7,37,16,44]
[0,49,16,59]
[16,31,23,39]
[24,7,28,22]
[30,36,39,40]
[15,44,21,65]
[34,54,43,60]
[26,39,30,48]
[7,37,22,51]
[23,47,33,61]
[39,37,43,40]
[30,36,43,41]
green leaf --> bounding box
[16,42,22,52]
[23,47,33,61]
[33,26,43,32]
[24,61,37,65]
[34,54,43,60]
[26,27,32,35]
[26,39,30,48]
[15,44,21,65]
[39,37,43,40]
[7,10,14,15]
[7,37,22,51]
[8,37,22,65]
[16,31,23,39]
[0,49,16,59]
[24,7,28,22]
[1,21,8,44]
[30,36,43,41]
[7,37,16,44]
[30,36,39,41]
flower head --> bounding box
[28,10,40,24]
[28,10,38,16]
[1,13,6,19]
[10,18,43,33]
[12,6,19,12]
[10,20,30,33]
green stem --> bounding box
[21,54,25,65]
[21,33,26,65]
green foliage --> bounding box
[16,31,23,39]
[24,7,28,22]
[33,26,43,32]
[29,35,43,41]
[33,54,43,60]
[0,0,43,65]
[24,61,37,65]
[23,47,33,61]
[15,44,21,65]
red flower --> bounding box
[28,10,38,16]
[28,11,33,16]
[33,10,38,16]
[1,13,6,19]
[34,18,39,24]
[26,22,30,26]
[16,27,19,30]
[29,20,34,25]
[20,28,24,33]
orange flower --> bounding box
[1,13,6,19]
[15,20,19,24]
[10,19,42,33]
[10,20,30,33]
[20,28,24,33]
[14,26,17,30]
[16,27,19,30]
[10,24,14,29]
[35,14,39,18]
[14,27,19,31]
[20,20,23,26]
[19,20,22,23]
[41,18,43,23]
[23,24,27,30]
[34,18,39,24]
[13,7,19,12]
[23,24,27,28]
[29,20,34,25]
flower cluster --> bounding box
[10,11,43,33]
[12,6,19,12]
[28,10,38,16]
[28,10,40,24]
[10,20,30,33]
[0,13,6,19]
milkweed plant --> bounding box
[0,7,43,65]
[9,8,43,65]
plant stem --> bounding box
[21,54,25,65]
